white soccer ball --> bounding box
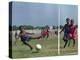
[36,44,42,50]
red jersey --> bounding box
[41,29,49,36]
[69,24,76,39]
[69,25,76,34]
[45,29,49,35]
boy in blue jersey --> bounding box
[19,26,42,50]
[60,18,70,48]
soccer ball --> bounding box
[36,44,42,51]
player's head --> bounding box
[66,18,70,24]
[70,19,74,25]
[19,26,24,32]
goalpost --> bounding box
[58,6,60,55]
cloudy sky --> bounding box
[11,2,78,26]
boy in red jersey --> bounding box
[41,28,46,38]
[41,27,49,38]
[68,19,77,47]
[45,28,49,38]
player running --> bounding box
[41,27,49,38]
[68,19,77,47]
[19,26,42,50]
[60,18,70,48]
[14,31,19,45]
[41,28,46,38]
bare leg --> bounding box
[63,37,68,48]
[64,40,68,48]
[68,39,71,47]
[23,41,33,50]
[73,39,75,47]
[30,36,42,39]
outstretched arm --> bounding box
[60,25,65,33]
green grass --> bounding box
[12,35,58,58]
[12,34,78,58]
[60,37,78,55]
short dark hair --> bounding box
[19,26,23,30]
[66,18,70,21]
[71,19,74,22]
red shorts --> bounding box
[69,33,76,40]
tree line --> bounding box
[12,25,78,30]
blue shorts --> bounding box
[63,33,68,40]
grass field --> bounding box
[60,38,78,55]
[12,30,78,59]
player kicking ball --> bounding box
[68,19,77,47]
[60,18,70,48]
[19,26,42,50]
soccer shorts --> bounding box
[63,33,69,40]
[21,35,31,42]
[69,33,76,40]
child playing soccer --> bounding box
[41,27,49,39]
[19,26,42,50]
[68,19,77,47]
[60,18,70,48]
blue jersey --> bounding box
[63,24,70,39]
[64,24,70,34]
[20,33,30,41]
